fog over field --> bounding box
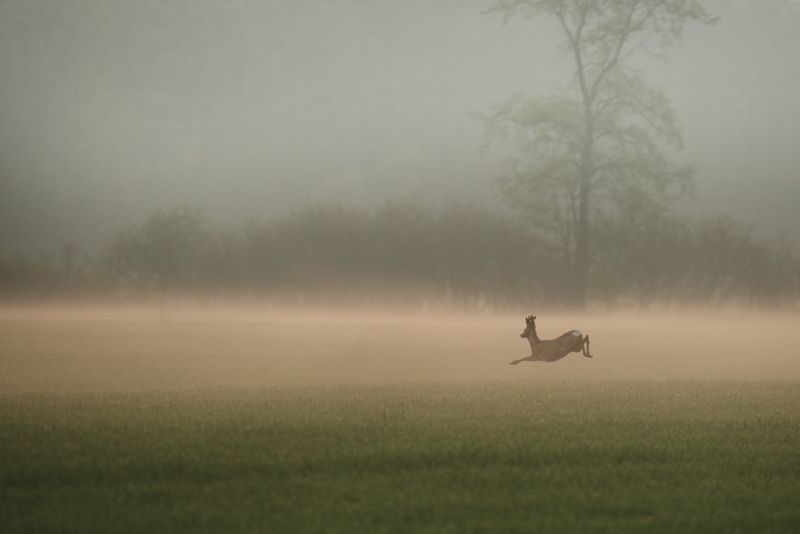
[3,5,800,525]
[1,0,799,254]
[2,307,799,393]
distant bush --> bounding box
[98,205,212,294]
[591,214,800,306]
[241,202,563,307]
[0,253,60,298]
[0,243,96,300]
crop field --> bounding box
[1,306,800,532]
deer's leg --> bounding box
[582,335,592,358]
[510,355,537,365]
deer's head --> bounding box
[521,315,537,339]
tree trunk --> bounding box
[573,99,594,308]
[573,26,593,310]
[573,153,591,308]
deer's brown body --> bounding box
[510,315,591,365]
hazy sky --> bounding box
[1,0,799,253]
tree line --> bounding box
[1,202,798,309]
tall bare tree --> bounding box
[484,0,716,306]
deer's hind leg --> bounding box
[510,355,537,365]
[582,335,592,358]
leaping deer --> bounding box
[510,315,591,365]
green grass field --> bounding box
[2,308,800,532]
[2,381,799,533]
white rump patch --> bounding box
[571,330,581,337]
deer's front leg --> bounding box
[510,355,538,365]
[582,335,592,357]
